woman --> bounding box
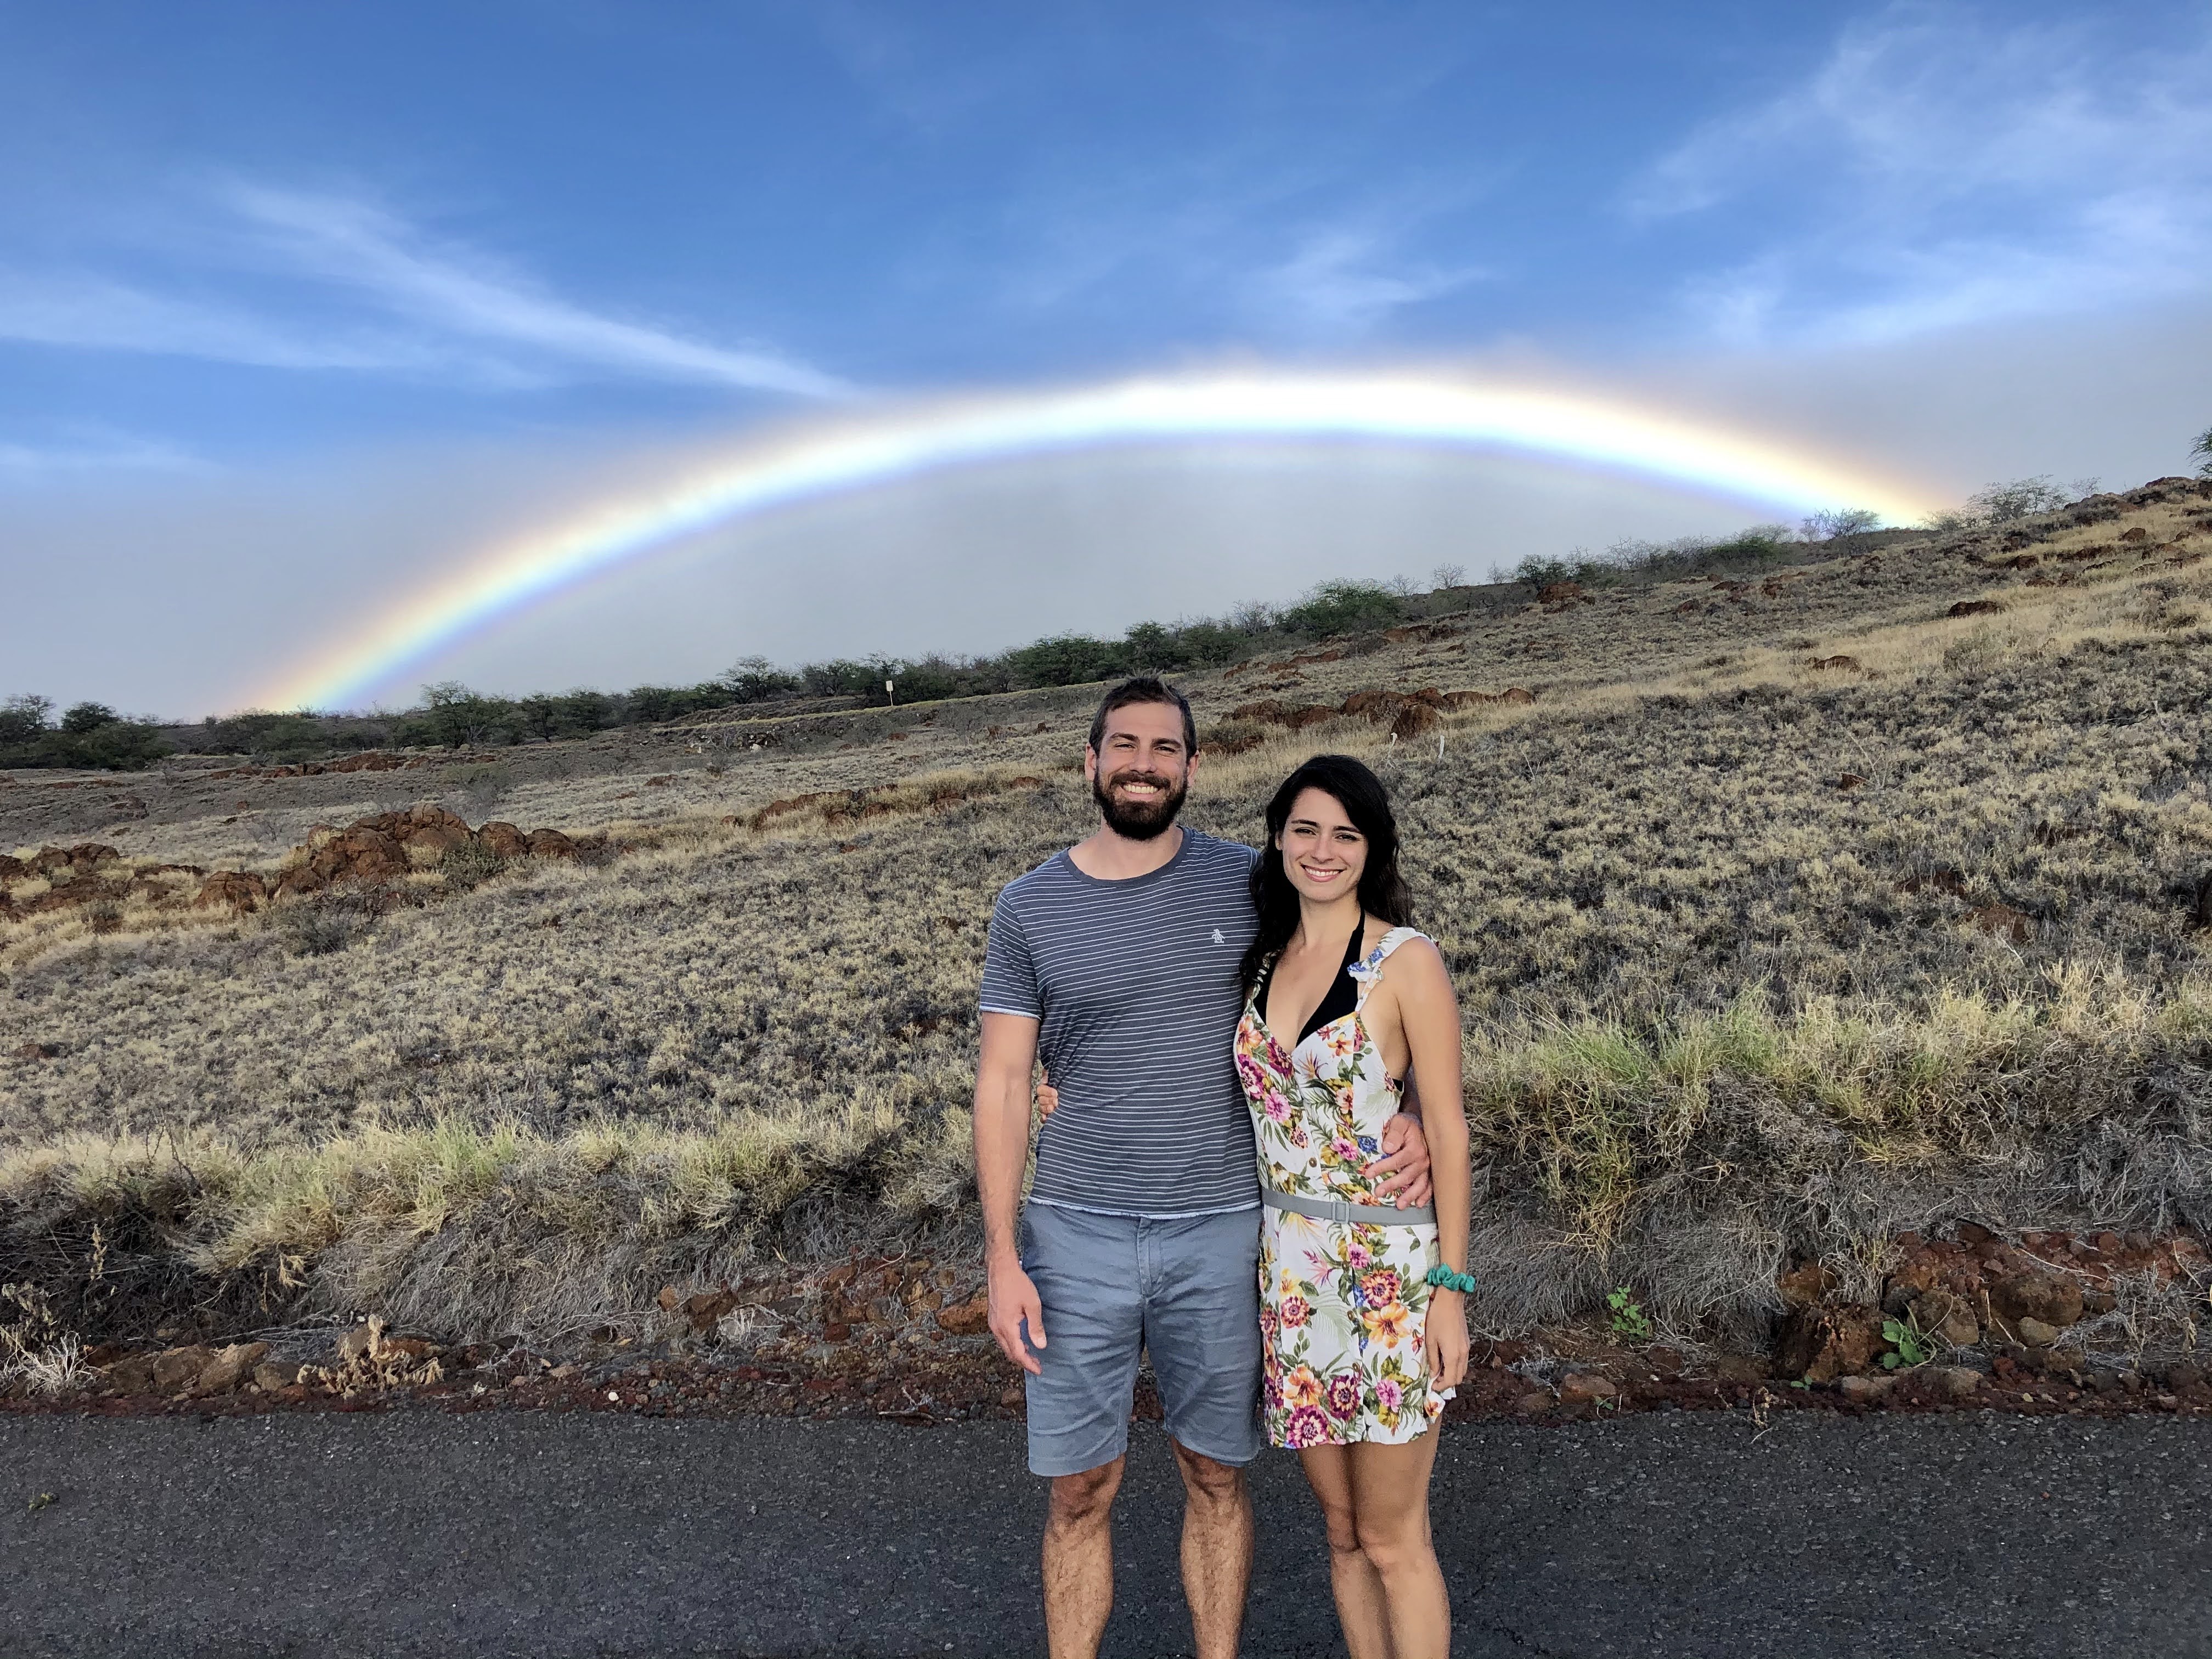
[1237,753,1470,1659]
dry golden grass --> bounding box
[3,476,2210,1342]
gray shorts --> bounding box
[1017,1201,1263,1478]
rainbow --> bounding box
[252,370,1939,711]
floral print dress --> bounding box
[1236,924,1449,1448]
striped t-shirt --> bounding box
[979,829,1261,1217]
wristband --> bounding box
[1424,1265,1477,1295]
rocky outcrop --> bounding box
[0,844,208,924]
[0,809,594,926]
[1229,684,1537,737]
[258,807,589,902]
[201,752,430,781]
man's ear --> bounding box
[1184,748,1201,789]
[1083,744,1098,785]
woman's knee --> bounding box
[1352,1513,1431,1578]
[1320,1502,1363,1559]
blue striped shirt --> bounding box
[979,830,1261,1217]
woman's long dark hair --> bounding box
[1240,754,1413,995]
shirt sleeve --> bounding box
[977,888,1041,1019]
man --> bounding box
[973,675,1432,1659]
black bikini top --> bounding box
[1261,920,1366,1048]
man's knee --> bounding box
[1171,1442,1248,1509]
[1048,1457,1125,1528]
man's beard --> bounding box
[1093,766,1188,840]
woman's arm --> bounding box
[1390,940,1470,1389]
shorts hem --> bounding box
[1161,1426,1262,1469]
[1027,1428,1133,1479]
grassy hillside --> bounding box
[3,476,2210,1356]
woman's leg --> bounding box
[1346,1426,1449,1659]
[1298,1444,1395,1659]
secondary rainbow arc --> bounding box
[252,371,1938,712]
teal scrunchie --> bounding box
[1424,1264,1477,1295]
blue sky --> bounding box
[4,1,2210,713]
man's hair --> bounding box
[1088,676,1198,757]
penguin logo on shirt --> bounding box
[1211,927,1226,945]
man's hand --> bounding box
[1370,1111,1433,1209]
[1034,1068,1059,1121]
[988,1254,1047,1375]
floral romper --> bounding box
[1236,924,1449,1448]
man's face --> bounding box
[1086,701,1195,840]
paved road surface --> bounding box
[3,1408,2208,1657]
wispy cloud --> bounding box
[225,185,854,398]
[1630,4,2212,345]
[0,183,854,398]
[988,154,1491,347]
[1246,227,1483,337]
[0,425,210,481]
[0,269,438,371]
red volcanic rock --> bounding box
[1498,686,1536,706]
[1775,1301,1886,1384]
[2119,526,2150,543]
[1967,903,2034,945]
[30,844,120,875]
[1949,600,2004,618]
[1339,689,1400,718]
[1390,702,1441,739]
[332,827,409,879]
[1777,1260,1839,1310]
[526,828,578,859]
[477,821,529,858]
[1988,1270,2084,1334]
[193,871,268,912]
[934,1293,990,1336]
[1809,654,1862,671]
[0,853,25,881]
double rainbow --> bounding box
[253,370,1936,712]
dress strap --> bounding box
[1348,926,1427,1008]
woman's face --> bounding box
[1276,786,1368,906]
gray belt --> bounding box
[1263,1187,1435,1226]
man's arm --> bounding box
[1370,1069,1434,1209]
[974,1011,1047,1374]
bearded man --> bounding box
[972,675,1432,1659]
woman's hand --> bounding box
[1426,1289,1469,1391]
[1034,1068,1058,1120]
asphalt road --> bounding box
[2,1408,2208,1658]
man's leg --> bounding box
[1022,1205,1144,1659]
[1170,1440,1255,1659]
[1044,1455,1125,1659]
[1142,1209,1266,1659]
